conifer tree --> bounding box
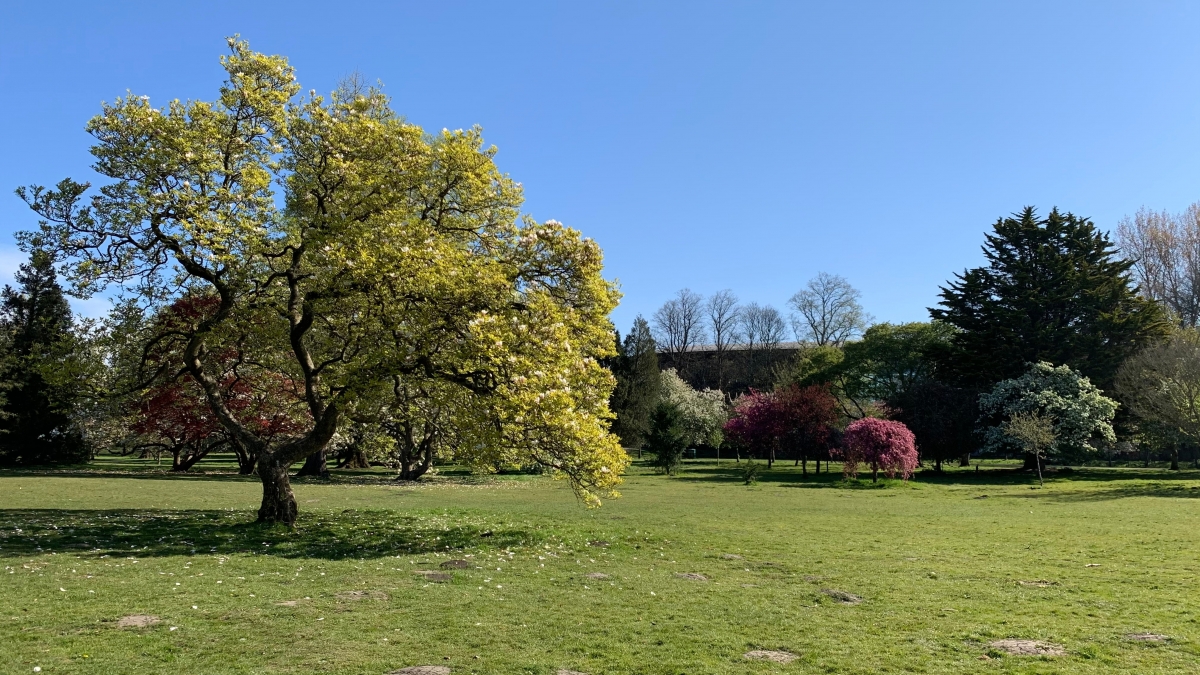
[0,250,87,465]
[931,207,1167,391]
[609,316,661,449]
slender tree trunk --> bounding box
[1035,451,1044,487]
[257,454,299,525]
[1171,445,1180,471]
[872,461,878,483]
[801,456,807,476]
[296,449,330,478]
[935,456,942,472]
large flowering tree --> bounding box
[838,418,918,482]
[978,361,1117,465]
[18,38,627,524]
[723,384,837,469]
[659,368,727,448]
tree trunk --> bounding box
[231,439,257,475]
[959,453,971,467]
[1171,445,1180,471]
[1035,451,1044,486]
[296,449,330,478]
[257,455,298,526]
[801,456,807,476]
[337,445,371,469]
[871,461,878,483]
[935,456,942,472]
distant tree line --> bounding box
[611,205,1194,474]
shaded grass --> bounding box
[2,459,1200,674]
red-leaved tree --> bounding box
[723,384,838,470]
[838,417,918,482]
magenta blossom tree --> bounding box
[838,418,918,482]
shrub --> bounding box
[644,402,687,475]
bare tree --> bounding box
[740,303,785,385]
[1115,329,1200,470]
[788,272,871,346]
[707,290,741,390]
[1117,204,1200,328]
[652,288,707,374]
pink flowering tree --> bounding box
[838,418,918,482]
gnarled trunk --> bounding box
[257,454,298,525]
[296,449,329,478]
[959,453,971,467]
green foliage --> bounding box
[741,459,761,484]
[931,207,1168,390]
[840,321,956,402]
[17,38,627,519]
[608,316,661,447]
[644,402,687,475]
[979,362,1117,458]
[0,251,88,465]
[659,368,727,448]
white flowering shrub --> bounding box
[660,369,727,448]
[979,361,1117,457]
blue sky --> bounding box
[4,2,1200,330]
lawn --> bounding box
[2,458,1199,674]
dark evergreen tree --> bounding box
[644,401,686,475]
[608,316,661,448]
[0,250,87,465]
[930,207,1167,391]
[888,379,979,471]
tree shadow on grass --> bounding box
[1002,482,1200,502]
[0,509,533,560]
[672,463,1200,490]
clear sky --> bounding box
[4,2,1200,329]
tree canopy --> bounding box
[931,207,1167,390]
[18,38,626,523]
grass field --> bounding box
[2,458,1199,674]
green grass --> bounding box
[2,458,1200,674]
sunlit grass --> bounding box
[2,458,1199,674]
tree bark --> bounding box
[959,453,971,467]
[257,455,298,525]
[296,449,330,478]
[871,461,878,483]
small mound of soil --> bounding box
[821,589,862,604]
[116,615,160,628]
[388,667,451,675]
[721,553,744,560]
[974,495,989,499]
[1126,633,1169,642]
[336,590,389,601]
[744,650,797,664]
[414,571,452,583]
[674,573,707,581]
[585,572,610,580]
[588,540,609,547]
[989,639,1065,656]
[557,670,590,675]
[275,600,300,607]
[1017,580,1058,587]
[440,560,472,569]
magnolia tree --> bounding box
[979,362,1117,467]
[659,369,727,448]
[19,38,627,524]
[838,418,917,482]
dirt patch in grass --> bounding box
[414,571,452,582]
[989,639,1065,656]
[822,589,862,604]
[744,650,797,663]
[674,572,707,581]
[116,614,160,628]
[388,667,451,675]
[335,590,389,601]
[275,600,300,607]
[588,540,609,547]
[556,670,589,675]
[721,553,743,560]
[585,572,610,580]
[1017,580,1058,587]
[1126,633,1169,642]
[440,559,472,569]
